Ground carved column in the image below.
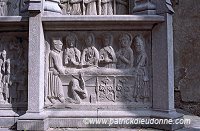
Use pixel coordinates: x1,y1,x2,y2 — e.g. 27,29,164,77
132,0,156,15
17,0,48,130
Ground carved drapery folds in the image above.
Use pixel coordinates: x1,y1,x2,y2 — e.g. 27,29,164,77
45,32,151,107
60,0,131,15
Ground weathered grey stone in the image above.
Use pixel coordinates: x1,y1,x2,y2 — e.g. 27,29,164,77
0,0,185,130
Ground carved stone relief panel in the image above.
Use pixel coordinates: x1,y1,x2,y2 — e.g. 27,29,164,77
45,31,152,110
0,33,28,106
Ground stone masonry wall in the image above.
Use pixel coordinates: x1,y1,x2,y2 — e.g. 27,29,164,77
173,0,200,116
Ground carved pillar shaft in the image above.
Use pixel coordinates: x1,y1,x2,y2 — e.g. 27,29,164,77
132,0,156,15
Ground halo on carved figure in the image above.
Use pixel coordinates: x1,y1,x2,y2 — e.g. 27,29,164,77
102,33,113,46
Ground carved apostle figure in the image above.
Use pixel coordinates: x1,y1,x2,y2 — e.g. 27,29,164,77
116,33,133,69
101,0,113,15
0,50,11,103
81,33,99,67
99,33,117,68
64,34,81,68
67,73,87,104
61,0,83,15
116,0,128,14
84,0,97,15
47,38,66,104
133,35,150,102
0,0,8,16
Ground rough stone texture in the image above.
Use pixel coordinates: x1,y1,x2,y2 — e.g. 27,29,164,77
173,0,200,115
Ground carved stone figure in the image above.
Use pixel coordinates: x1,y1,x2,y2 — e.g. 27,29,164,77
0,0,8,16
81,33,99,67
116,0,128,14
66,73,87,104
99,33,117,68
1,50,11,103
61,0,83,15
101,0,113,15
133,35,150,102
64,34,81,68
84,0,97,15
116,33,133,69
47,38,66,104
7,0,20,16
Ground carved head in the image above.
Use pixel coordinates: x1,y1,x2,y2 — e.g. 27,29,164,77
66,33,78,48
134,35,145,53
119,33,132,48
52,37,63,51
103,33,113,47
85,33,95,47
2,50,6,60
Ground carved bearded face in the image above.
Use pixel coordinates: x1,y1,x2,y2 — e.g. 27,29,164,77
120,35,131,48
53,39,63,51
135,37,144,53
67,37,75,48
85,34,94,47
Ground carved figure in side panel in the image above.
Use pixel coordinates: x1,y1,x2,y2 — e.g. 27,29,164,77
47,38,66,104
101,0,113,15
66,73,87,104
84,0,97,15
116,33,134,69
133,35,150,102
0,0,8,16
1,50,11,103
64,33,81,68
116,0,128,14
99,33,117,68
81,33,99,67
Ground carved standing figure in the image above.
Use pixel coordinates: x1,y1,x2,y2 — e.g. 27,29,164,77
81,33,99,67
116,33,133,69
99,33,117,68
67,73,87,104
101,0,113,15
84,0,97,15
47,38,66,104
116,0,128,14
133,35,150,102
0,0,8,16
61,0,83,15
64,33,81,68
1,50,11,103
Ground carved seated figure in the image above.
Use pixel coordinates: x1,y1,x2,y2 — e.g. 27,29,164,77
47,38,66,104
99,33,117,68
133,35,150,102
81,33,99,67
64,33,81,68
116,33,133,69
66,73,87,104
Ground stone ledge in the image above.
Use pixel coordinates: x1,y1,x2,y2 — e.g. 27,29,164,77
42,15,164,31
